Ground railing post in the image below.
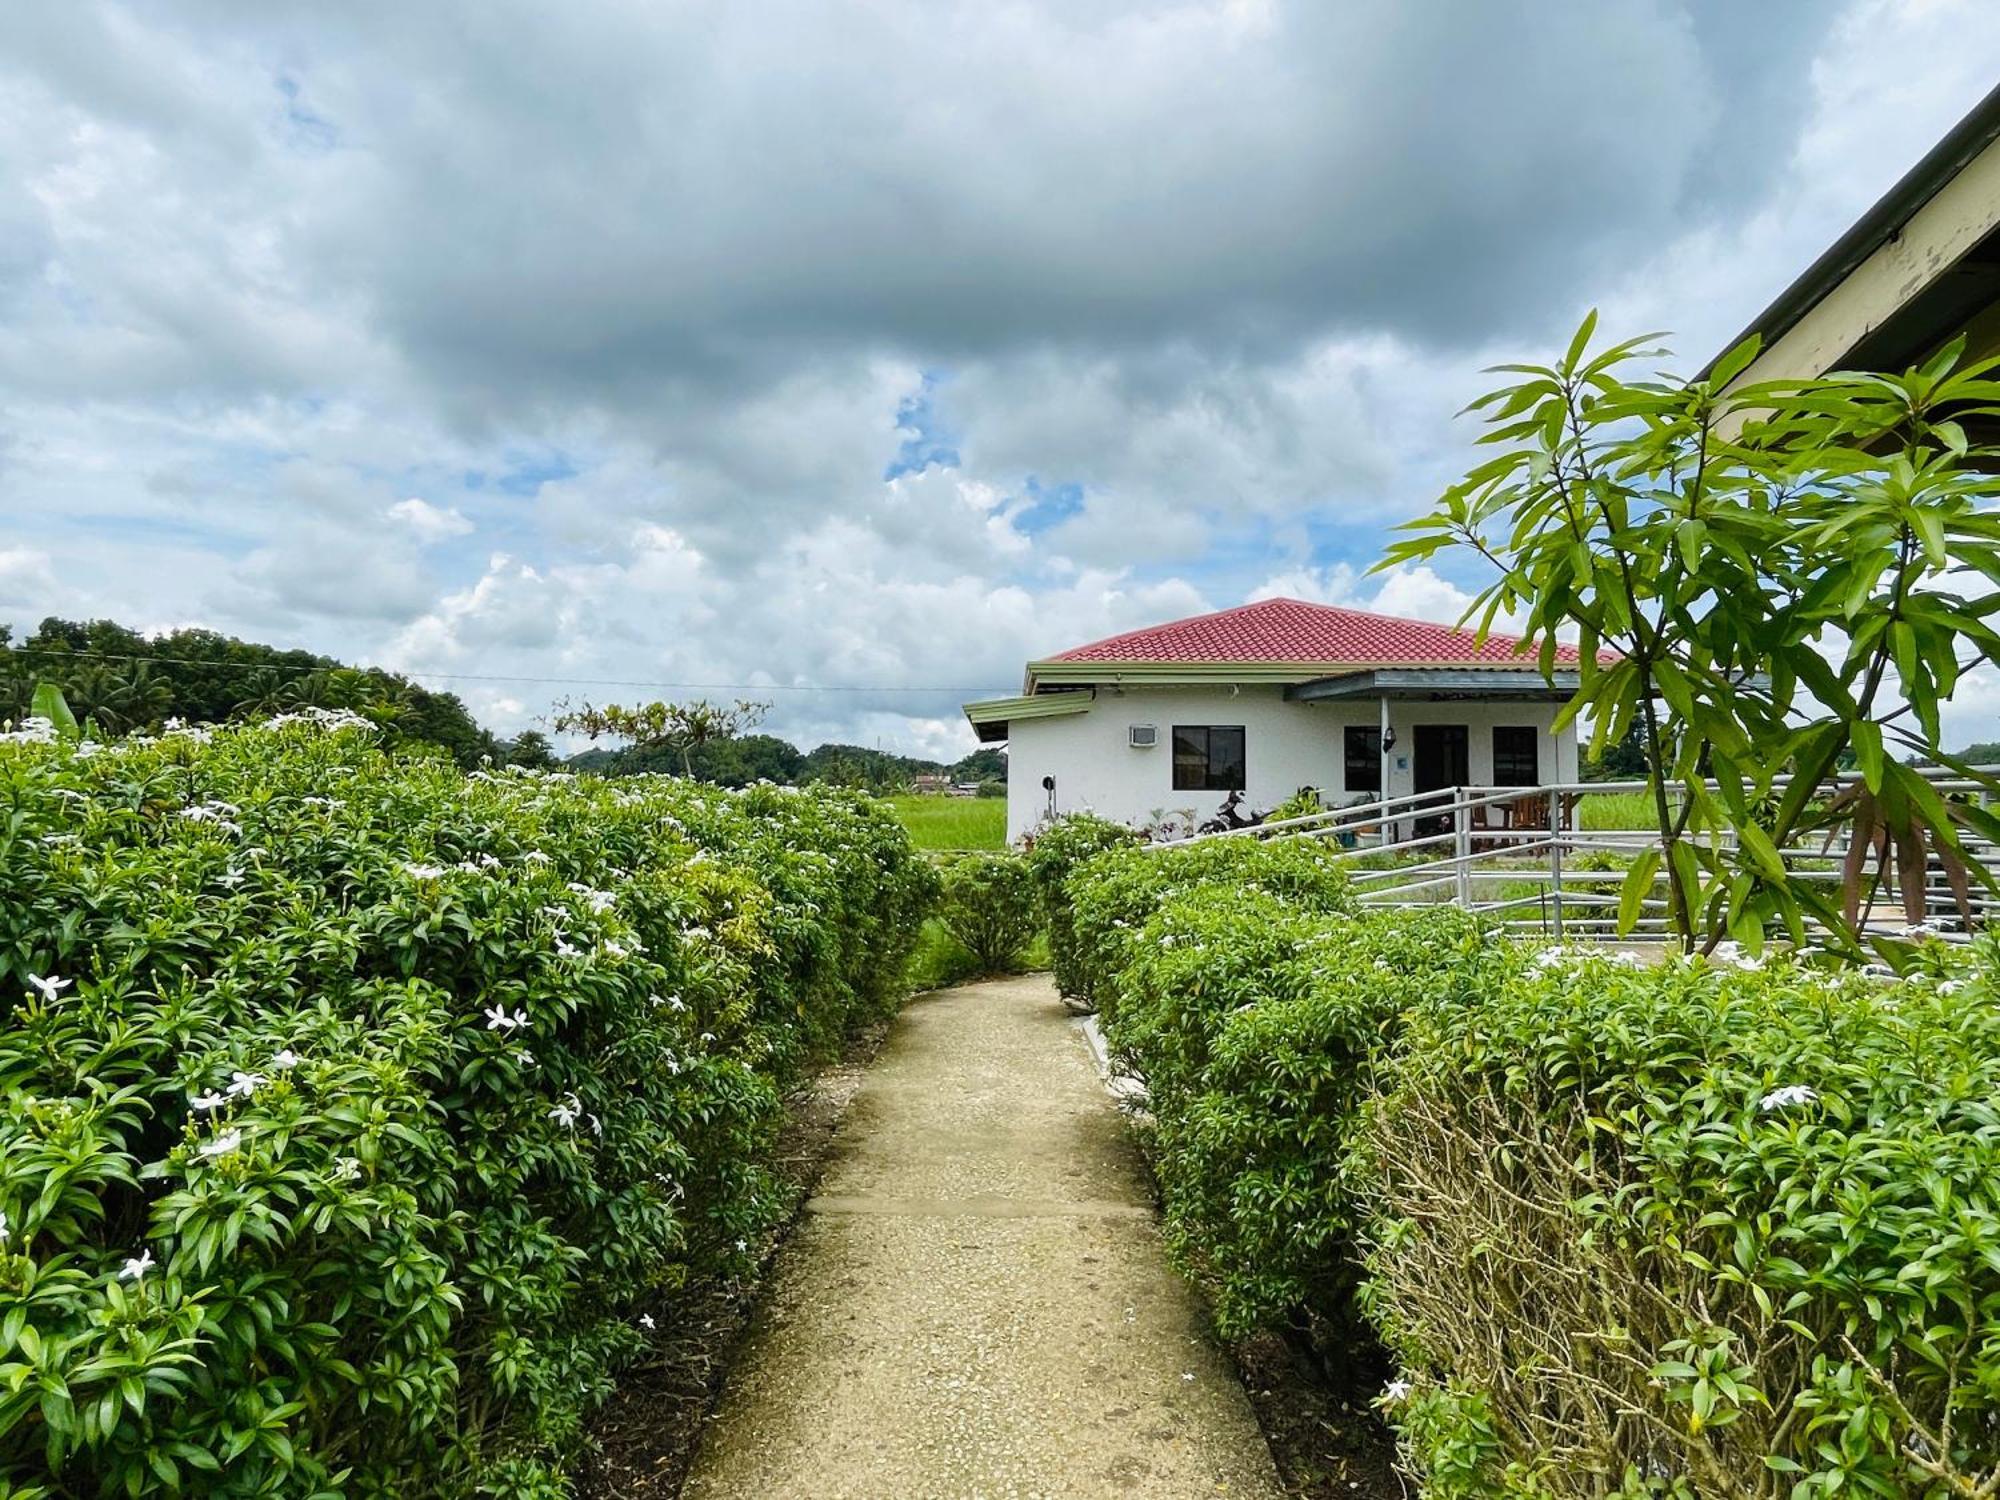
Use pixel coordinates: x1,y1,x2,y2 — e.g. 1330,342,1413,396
1454,788,1471,906
1548,787,1565,940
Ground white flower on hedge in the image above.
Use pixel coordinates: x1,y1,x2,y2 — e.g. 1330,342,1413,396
1938,979,1967,996
200,1129,244,1158
734,1238,747,1253
270,1049,300,1070
1383,1378,1413,1403
119,1249,154,1282
1759,1084,1818,1112
0,1210,8,1244
521,850,551,864
640,1314,656,1330
549,1094,583,1129
190,1090,228,1113
554,937,582,959
226,1070,264,1098
601,940,628,960
331,1157,361,1181
27,973,72,1003
1711,941,1764,971
484,1004,528,1032
402,862,449,880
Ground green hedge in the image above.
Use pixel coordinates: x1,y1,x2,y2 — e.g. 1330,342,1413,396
1365,945,2000,1497
1068,836,2000,1496
1022,814,1139,1001
1103,888,1492,1337
1064,835,1357,1021
932,853,1037,974
0,715,933,1496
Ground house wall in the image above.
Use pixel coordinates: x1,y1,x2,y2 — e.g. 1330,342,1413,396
1002,685,1576,844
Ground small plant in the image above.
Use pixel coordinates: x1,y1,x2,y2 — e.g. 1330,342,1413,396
933,853,1038,974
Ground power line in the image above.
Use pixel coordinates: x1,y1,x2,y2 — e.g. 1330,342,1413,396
6,646,1011,697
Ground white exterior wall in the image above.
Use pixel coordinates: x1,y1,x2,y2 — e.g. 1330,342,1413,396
1002,685,1578,844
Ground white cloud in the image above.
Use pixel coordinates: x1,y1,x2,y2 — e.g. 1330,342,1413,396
3,0,2000,755
386,497,473,543
0,548,57,610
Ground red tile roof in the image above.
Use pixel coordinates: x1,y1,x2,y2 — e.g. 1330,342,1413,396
1043,596,1580,667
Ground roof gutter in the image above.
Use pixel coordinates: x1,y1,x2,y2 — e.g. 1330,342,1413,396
1703,79,2000,379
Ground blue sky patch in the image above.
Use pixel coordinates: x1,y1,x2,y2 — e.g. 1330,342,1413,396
884,373,961,479
1009,477,1083,536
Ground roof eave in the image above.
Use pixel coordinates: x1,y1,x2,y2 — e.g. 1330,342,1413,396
1703,79,2000,378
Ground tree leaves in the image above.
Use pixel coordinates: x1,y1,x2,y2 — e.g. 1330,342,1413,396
1392,313,2000,953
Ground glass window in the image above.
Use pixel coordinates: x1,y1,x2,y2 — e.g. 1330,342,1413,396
1344,725,1381,793
1492,725,1541,786
1171,725,1246,791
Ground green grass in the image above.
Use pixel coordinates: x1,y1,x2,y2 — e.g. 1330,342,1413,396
887,794,1007,851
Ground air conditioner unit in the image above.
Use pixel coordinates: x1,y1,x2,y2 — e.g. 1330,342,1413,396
1128,724,1158,749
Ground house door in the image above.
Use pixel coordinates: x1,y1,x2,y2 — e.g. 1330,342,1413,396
1412,725,1468,835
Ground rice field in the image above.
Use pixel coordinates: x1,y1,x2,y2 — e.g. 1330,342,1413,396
1577,790,1655,830
886,794,1007,851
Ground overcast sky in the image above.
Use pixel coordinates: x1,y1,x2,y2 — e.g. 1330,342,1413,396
5,0,2000,755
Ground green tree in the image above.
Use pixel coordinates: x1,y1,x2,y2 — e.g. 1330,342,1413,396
500,728,558,769
552,697,771,776
1387,315,2000,955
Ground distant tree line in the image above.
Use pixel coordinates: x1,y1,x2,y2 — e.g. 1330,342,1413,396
0,617,550,769
1,617,1006,790
571,736,1006,792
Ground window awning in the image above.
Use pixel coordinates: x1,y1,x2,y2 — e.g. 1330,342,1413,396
1284,668,1580,703
961,688,1095,743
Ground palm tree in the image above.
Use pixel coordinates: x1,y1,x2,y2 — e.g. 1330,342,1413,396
59,662,174,735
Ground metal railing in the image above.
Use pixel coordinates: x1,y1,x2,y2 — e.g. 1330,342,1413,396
1164,775,2000,943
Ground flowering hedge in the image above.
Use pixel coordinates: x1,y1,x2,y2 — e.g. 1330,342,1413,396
0,715,933,1496
1364,944,2000,1497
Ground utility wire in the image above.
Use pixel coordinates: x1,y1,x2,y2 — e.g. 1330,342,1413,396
5,646,1011,696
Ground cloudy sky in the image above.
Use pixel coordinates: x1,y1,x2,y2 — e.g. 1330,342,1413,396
6,1,2000,755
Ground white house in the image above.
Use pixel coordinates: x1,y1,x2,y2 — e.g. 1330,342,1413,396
964,597,1583,844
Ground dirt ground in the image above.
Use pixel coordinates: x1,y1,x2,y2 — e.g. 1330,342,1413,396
586,975,1405,1499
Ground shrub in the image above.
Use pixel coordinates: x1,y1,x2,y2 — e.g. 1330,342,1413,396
1107,892,1495,1339
932,853,1038,974
1022,814,1140,1002
1360,945,2000,1497
1065,835,1357,1022
0,716,933,1496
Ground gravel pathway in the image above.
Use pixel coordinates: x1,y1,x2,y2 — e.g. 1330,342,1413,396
682,973,1285,1500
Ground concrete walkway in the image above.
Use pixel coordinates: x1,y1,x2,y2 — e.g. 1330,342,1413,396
684,974,1285,1500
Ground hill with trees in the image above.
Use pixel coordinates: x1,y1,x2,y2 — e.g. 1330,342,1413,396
0,617,536,768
